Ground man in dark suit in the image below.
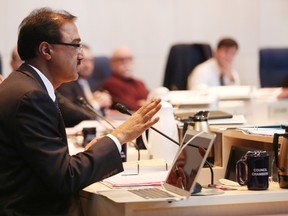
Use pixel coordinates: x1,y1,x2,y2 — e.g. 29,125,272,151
0,8,161,216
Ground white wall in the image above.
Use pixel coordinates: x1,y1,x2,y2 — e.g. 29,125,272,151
1,0,288,90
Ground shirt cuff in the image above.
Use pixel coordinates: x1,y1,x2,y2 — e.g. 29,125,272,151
106,134,122,153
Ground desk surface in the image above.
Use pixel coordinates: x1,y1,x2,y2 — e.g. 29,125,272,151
80,127,288,216
77,91,288,215
81,182,288,216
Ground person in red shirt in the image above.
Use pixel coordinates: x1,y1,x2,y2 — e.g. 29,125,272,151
103,46,149,111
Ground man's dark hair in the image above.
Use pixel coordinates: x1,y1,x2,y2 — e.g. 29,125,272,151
217,38,238,50
17,7,76,60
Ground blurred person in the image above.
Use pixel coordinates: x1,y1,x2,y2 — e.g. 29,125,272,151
0,47,22,84
102,46,149,111
10,46,23,71
187,38,240,89
57,44,112,127
0,8,161,216
277,88,288,99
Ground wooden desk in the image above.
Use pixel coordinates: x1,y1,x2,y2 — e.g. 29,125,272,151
77,95,288,215
80,130,288,216
80,182,288,216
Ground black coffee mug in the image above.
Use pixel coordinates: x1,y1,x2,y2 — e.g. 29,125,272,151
82,127,97,147
236,150,269,190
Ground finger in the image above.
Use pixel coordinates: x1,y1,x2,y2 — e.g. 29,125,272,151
143,117,160,129
136,98,161,116
140,103,162,123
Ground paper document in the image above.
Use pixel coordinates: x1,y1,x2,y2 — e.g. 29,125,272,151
208,85,254,100
103,159,168,187
238,126,285,136
167,90,217,106
103,171,168,187
122,159,168,175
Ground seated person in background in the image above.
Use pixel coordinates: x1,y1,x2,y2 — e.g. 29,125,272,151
0,47,22,84
57,44,112,127
187,38,240,89
277,88,288,99
102,46,149,111
10,47,23,71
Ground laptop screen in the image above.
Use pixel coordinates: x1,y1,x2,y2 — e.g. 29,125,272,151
165,130,216,196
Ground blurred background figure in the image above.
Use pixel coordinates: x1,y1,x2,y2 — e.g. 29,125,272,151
10,47,23,71
57,44,112,127
187,38,240,89
0,47,22,84
103,46,149,111
277,88,288,99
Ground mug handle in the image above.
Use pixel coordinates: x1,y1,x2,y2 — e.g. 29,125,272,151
236,157,248,186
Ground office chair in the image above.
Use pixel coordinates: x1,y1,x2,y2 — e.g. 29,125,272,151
259,48,288,87
87,56,112,92
163,43,212,90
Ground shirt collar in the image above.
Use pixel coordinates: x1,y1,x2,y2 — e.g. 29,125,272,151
28,64,56,101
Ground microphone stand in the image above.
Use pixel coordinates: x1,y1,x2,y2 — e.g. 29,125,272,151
205,161,216,188
114,103,217,189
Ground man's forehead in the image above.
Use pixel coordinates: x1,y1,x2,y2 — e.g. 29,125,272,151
59,22,81,42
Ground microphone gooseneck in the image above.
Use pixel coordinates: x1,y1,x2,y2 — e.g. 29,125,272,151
77,97,116,129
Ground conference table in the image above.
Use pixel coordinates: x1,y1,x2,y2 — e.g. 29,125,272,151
72,87,288,216
80,181,288,216
79,129,288,216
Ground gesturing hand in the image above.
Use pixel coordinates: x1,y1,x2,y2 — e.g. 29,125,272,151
111,98,161,144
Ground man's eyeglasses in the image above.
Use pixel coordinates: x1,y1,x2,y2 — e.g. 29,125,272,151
50,42,83,52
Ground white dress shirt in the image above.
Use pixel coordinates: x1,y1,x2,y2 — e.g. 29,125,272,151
187,58,240,89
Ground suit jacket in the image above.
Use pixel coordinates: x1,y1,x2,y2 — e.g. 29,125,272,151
0,64,123,216
57,81,96,127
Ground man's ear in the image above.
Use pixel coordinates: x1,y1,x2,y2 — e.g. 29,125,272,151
39,42,52,59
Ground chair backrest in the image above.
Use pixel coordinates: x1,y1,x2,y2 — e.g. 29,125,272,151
87,56,112,91
259,48,288,87
163,43,212,90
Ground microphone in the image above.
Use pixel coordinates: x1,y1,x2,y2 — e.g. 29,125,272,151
114,102,216,189
77,97,116,129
